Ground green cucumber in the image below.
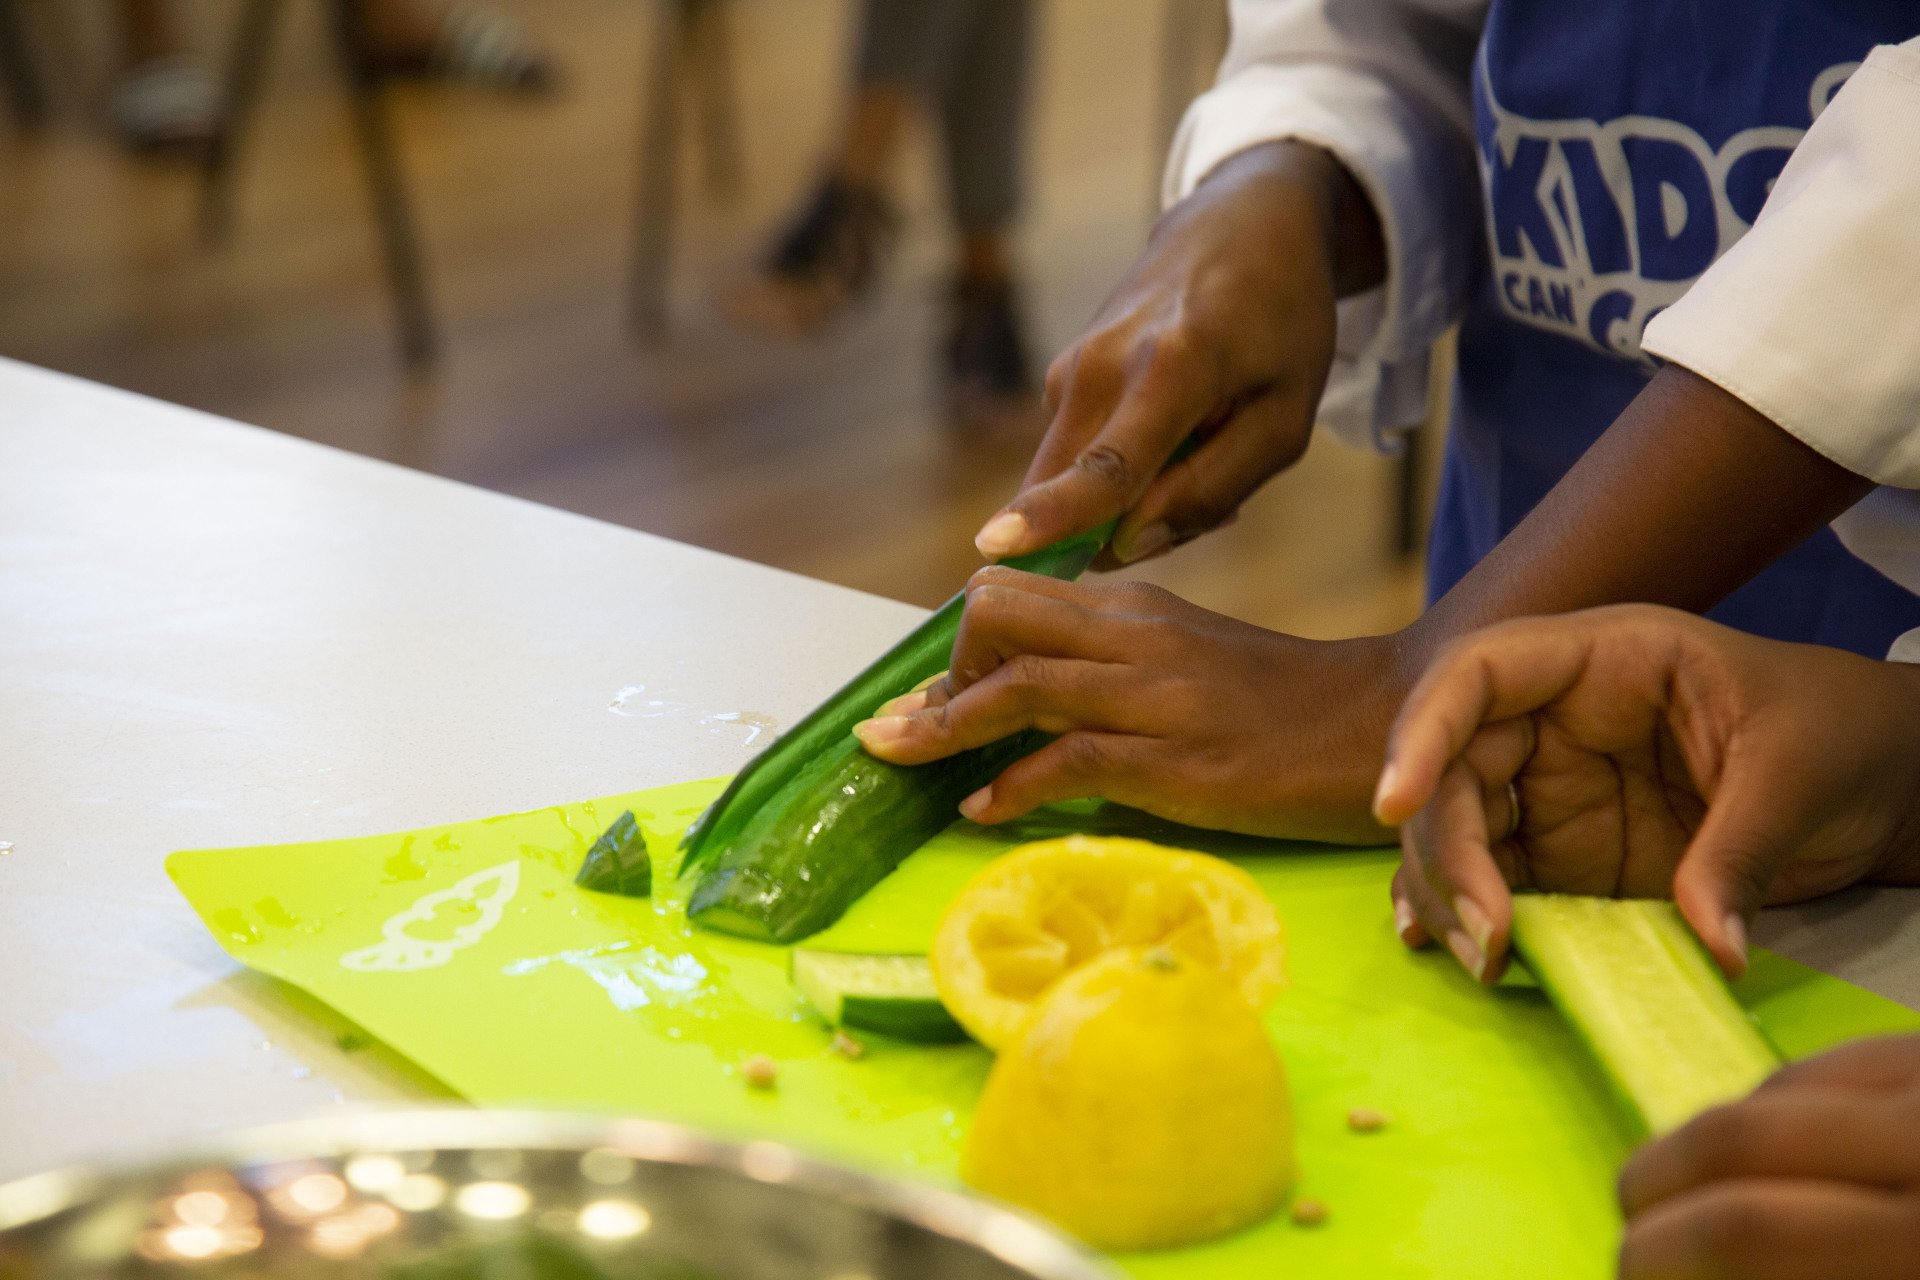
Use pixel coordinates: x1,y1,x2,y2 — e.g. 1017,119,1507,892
676,521,1114,879
574,810,651,898
1510,894,1780,1137
687,729,1044,944
791,950,969,1042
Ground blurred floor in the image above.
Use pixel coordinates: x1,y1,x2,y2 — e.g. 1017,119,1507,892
0,0,1428,638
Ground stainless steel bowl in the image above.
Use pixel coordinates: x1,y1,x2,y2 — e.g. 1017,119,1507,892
0,1111,1118,1280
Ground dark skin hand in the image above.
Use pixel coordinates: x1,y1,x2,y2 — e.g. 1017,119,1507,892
853,568,1402,842
1617,1034,1920,1278
972,139,1384,567
872,112,1877,842
1373,605,1920,982
861,364,1875,844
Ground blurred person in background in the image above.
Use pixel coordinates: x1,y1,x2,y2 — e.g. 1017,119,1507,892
725,0,1037,427
109,0,556,154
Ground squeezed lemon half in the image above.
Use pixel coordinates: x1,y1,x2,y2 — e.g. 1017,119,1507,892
931,834,1285,1049
962,946,1296,1251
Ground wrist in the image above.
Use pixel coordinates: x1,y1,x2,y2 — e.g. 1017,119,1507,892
1173,140,1386,298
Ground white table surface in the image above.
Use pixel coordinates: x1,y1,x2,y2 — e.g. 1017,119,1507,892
4,357,1917,1182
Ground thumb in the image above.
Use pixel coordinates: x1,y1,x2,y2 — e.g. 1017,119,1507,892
1670,766,1799,980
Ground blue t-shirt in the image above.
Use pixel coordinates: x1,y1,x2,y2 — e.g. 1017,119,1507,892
1428,0,1920,654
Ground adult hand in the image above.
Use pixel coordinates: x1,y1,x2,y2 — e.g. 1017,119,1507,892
1616,1033,1920,1278
1372,605,1920,984
853,567,1405,844
973,140,1383,567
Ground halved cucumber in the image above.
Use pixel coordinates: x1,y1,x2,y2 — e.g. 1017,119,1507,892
1510,894,1780,1137
791,950,969,1043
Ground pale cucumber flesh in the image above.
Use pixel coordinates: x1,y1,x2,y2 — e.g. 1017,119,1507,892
1509,895,1780,1137
791,950,968,1043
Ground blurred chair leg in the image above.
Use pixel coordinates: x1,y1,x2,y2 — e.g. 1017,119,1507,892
200,0,285,247
631,0,691,342
328,0,437,369
688,0,744,201
0,0,49,127
1393,425,1426,561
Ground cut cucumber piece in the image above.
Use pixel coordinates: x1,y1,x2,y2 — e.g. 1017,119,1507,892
574,810,651,898
1509,894,1780,1137
791,950,969,1043
688,729,1042,944
676,523,1114,880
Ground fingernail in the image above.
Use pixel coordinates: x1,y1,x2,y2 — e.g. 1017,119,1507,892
852,716,910,747
959,786,992,822
1117,522,1172,564
1446,928,1488,984
976,511,1028,558
1392,896,1418,945
875,690,930,717
911,671,947,693
1723,912,1749,975
1372,762,1399,820
1454,896,1494,956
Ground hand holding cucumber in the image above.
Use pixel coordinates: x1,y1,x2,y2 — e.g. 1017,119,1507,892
1371,604,1920,983
854,566,1402,844
973,140,1380,568
1615,1031,1920,1277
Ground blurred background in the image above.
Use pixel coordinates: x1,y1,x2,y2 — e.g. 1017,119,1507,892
0,0,1431,636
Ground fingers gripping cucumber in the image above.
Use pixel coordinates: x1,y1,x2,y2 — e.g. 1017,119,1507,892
676,522,1113,881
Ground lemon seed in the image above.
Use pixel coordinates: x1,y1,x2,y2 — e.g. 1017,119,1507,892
1347,1107,1389,1133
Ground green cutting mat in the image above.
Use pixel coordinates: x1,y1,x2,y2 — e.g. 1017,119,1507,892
167,778,1920,1278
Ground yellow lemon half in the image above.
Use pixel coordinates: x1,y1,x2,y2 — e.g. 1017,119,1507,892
962,946,1296,1252
932,835,1285,1049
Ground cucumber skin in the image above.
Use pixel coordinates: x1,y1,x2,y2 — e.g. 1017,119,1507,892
574,810,651,898
791,950,970,1043
675,524,1112,878
1510,895,1779,1139
687,730,1045,944
839,995,969,1043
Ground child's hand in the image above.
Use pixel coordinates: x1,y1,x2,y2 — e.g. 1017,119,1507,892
971,140,1380,567
1372,605,1920,982
1617,1034,1920,1277
853,567,1404,844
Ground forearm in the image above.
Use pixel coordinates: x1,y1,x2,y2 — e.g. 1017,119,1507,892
1401,365,1875,673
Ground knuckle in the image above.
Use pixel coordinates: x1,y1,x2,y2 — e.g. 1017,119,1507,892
1072,443,1137,496
1136,328,1196,377
1678,1186,1775,1270
1109,579,1183,615
964,574,1027,617
1057,732,1121,778
998,654,1057,701
1667,1105,1752,1184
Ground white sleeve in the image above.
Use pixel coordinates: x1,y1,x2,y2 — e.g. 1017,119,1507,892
1163,0,1489,452
1641,38,1920,489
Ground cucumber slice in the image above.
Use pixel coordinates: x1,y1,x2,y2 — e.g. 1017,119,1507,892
575,810,651,898
1510,894,1779,1137
791,950,969,1043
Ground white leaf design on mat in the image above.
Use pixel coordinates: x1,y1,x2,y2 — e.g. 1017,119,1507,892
340,861,521,972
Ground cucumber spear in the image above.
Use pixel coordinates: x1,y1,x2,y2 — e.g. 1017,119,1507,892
676,519,1113,879
1510,895,1780,1137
